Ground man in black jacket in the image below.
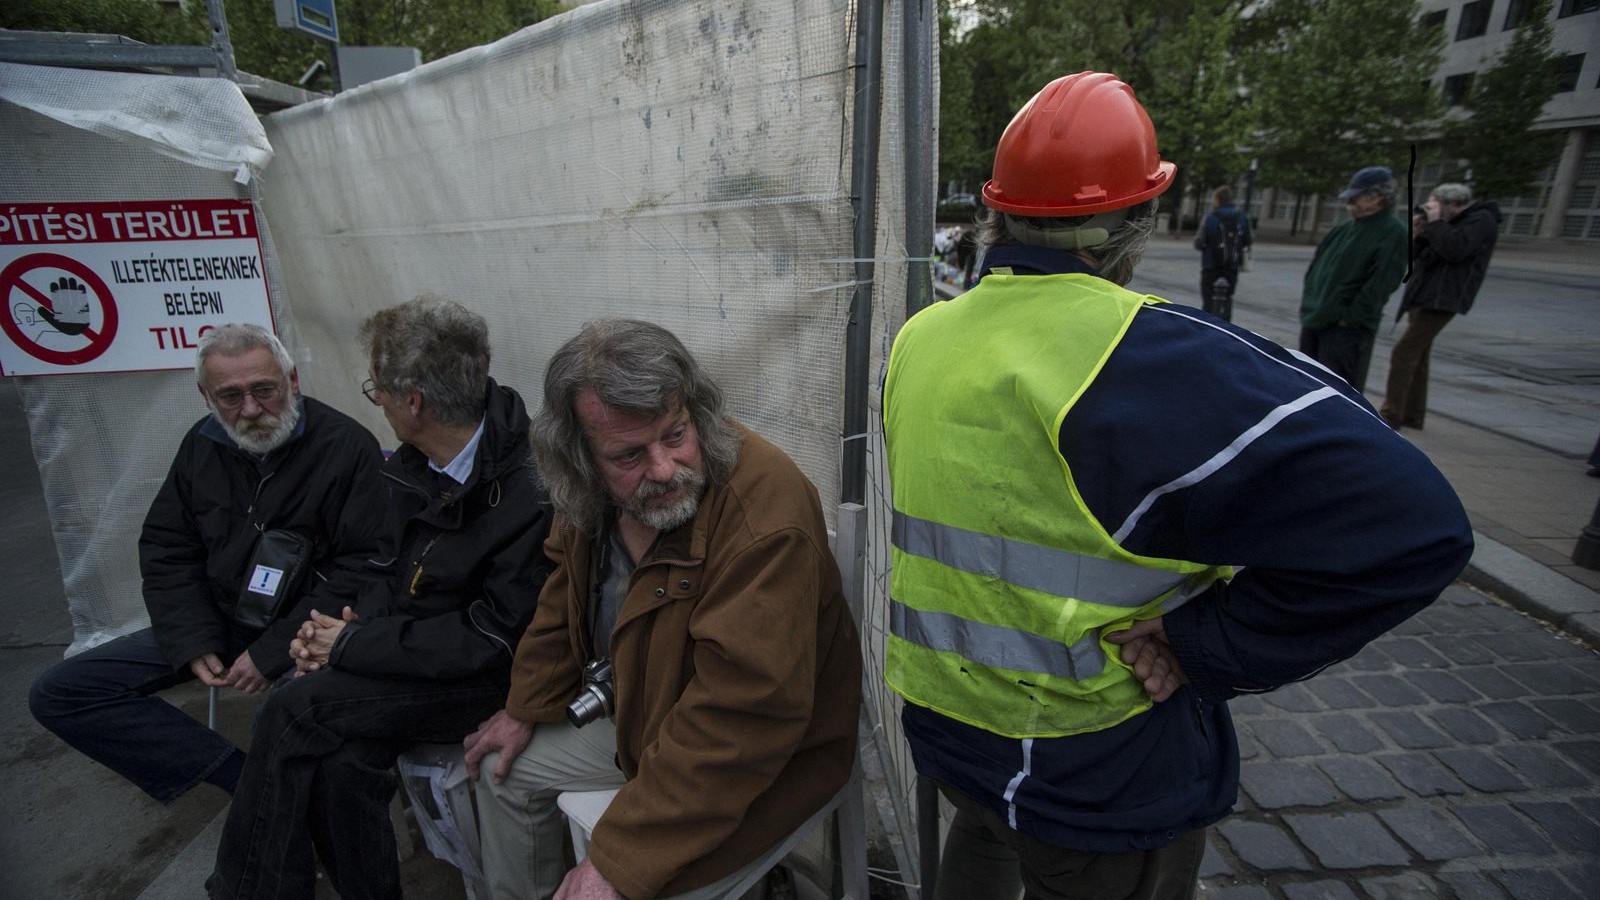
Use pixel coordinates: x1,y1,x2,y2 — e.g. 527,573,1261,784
1381,183,1501,430
208,297,554,900
29,324,386,805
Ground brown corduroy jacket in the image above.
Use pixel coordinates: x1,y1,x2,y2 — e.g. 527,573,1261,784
505,425,862,899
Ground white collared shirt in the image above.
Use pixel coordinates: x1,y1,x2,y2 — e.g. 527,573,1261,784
429,418,486,485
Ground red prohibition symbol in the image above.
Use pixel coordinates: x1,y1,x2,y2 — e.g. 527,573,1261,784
0,252,120,366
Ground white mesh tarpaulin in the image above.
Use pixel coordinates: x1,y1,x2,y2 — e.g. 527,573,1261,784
0,64,282,654
261,0,859,510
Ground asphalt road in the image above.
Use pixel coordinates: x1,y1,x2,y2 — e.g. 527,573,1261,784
1126,236,1600,459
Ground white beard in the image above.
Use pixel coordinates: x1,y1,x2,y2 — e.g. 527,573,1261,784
220,397,300,455
625,465,707,532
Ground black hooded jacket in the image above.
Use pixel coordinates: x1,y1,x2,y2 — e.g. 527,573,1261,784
328,378,554,681
1399,200,1502,318
139,397,387,679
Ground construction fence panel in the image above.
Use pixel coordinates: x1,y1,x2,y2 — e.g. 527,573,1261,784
261,0,857,514
262,0,922,889
3,0,931,889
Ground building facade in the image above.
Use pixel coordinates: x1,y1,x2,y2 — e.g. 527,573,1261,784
1247,0,1599,242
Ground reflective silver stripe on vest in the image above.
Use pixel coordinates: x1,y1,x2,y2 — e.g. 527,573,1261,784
890,600,1106,680
892,511,1189,608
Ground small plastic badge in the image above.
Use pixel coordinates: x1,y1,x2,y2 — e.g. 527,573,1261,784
247,564,285,597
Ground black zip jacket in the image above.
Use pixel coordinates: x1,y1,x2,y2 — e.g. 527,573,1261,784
139,397,387,679
329,379,554,681
1398,200,1501,318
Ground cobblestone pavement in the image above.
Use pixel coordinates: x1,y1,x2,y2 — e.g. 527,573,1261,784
1200,582,1600,899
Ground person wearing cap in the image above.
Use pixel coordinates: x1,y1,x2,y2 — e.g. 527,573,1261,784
1297,165,1408,392
882,73,1472,899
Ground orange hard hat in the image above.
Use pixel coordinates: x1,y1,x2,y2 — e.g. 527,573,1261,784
982,72,1176,217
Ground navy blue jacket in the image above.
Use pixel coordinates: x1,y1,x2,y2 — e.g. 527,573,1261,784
1195,204,1252,271
901,245,1472,851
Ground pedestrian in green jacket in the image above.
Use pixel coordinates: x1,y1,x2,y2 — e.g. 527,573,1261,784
1299,165,1407,391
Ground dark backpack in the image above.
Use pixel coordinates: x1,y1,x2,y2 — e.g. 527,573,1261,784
1216,212,1241,269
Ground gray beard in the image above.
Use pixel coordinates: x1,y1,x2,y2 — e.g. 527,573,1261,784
220,397,300,455
625,466,706,533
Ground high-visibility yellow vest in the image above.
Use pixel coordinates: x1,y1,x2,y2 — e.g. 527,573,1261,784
884,273,1230,739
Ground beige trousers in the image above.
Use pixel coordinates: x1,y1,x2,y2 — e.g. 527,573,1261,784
473,718,778,900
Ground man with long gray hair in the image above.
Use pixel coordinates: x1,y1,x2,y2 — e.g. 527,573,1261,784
883,73,1470,898
30,324,386,807
464,319,861,900
209,298,555,900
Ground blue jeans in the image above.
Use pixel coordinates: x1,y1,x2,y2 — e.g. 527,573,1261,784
28,627,244,804
207,667,507,900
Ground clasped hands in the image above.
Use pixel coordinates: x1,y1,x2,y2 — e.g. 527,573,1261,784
1105,616,1187,703
289,606,359,676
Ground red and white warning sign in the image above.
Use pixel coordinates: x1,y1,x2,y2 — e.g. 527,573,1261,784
0,200,276,376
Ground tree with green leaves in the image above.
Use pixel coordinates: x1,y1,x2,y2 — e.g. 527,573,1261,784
1442,0,1564,200
7,0,562,89
3,0,203,46
1245,0,1444,235
937,0,1235,205
1140,0,1255,232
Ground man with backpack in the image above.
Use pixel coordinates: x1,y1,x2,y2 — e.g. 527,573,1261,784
1194,185,1251,320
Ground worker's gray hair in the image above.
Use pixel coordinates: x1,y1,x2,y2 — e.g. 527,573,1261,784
1431,183,1472,205
975,199,1157,286
195,323,295,387
533,319,740,533
359,295,490,427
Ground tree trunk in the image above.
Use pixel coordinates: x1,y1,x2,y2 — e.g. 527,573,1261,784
1290,193,1303,237
1167,170,1189,235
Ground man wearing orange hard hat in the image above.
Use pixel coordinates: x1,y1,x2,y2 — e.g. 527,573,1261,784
882,73,1472,898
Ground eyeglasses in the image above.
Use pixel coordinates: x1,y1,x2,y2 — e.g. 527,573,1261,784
361,378,383,405
211,383,281,410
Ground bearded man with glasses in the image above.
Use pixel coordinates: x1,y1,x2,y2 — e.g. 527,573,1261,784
30,323,387,810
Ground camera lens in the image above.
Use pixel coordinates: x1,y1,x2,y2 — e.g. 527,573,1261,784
565,658,616,728
566,685,612,727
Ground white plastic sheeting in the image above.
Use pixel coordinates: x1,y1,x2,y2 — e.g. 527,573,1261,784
0,62,272,183
261,0,861,511
0,65,286,653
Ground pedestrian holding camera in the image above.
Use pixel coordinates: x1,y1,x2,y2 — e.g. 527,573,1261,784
1381,183,1501,431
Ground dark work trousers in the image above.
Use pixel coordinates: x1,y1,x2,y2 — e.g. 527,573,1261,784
207,667,507,900
28,627,245,803
1299,324,1376,392
1380,308,1454,429
932,782,1205,900
1199,267,1238,320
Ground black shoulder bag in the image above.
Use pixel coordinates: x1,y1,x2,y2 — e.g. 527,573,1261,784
235,529,313,629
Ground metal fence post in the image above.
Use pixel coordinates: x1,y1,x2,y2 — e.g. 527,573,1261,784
903,1,935,319
841,0,885,507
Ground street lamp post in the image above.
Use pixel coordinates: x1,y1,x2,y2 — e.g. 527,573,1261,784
1242,157,1259,227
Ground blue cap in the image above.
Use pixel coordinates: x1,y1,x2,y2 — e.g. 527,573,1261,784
1338,166,1394,201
